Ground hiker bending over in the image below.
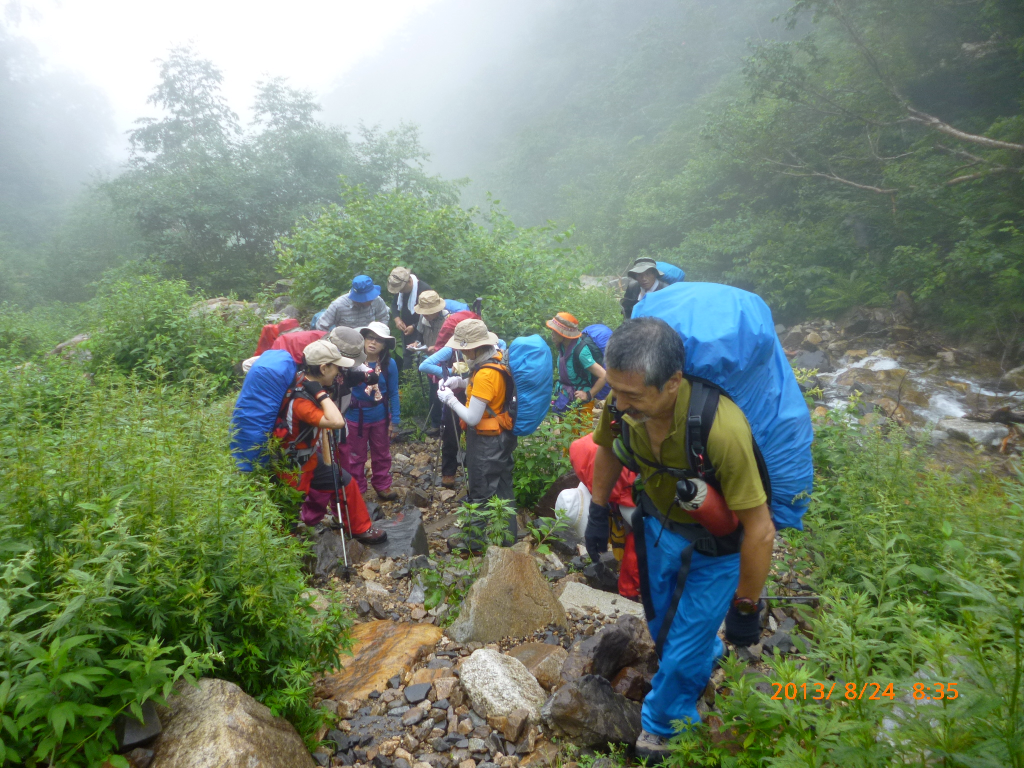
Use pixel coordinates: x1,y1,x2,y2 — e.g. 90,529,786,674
275,339,386,544
588,318,774,763
546,311,607,416
421,333,507,490
343,322,401,502
436,319,517,546
621,257,671,318
316,275,390,333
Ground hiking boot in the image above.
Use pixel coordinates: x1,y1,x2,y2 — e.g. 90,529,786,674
441,475,457,489
353,526,388,545
426,427,441,438
376,488,399,502
634,730,672,765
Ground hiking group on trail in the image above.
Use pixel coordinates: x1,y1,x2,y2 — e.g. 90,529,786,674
229,256,814,762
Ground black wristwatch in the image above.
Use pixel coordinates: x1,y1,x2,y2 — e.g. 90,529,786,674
732,596,760,615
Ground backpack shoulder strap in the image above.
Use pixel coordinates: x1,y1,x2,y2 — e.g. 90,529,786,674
686,378,720,488
570,335,600,385
477,361,514,418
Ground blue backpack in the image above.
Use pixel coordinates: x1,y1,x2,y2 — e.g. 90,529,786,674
504,335,554,436
578,324,613,399
231,350,299,471
444,299,469,313
656,261,686,285
631,282,813,530
309,309,326,331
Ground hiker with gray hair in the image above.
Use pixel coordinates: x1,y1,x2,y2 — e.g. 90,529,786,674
588,317,775,763
435,318,517,547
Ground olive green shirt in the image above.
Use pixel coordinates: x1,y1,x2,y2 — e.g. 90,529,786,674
592,379,767,523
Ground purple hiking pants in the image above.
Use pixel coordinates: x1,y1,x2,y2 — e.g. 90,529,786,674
344,418,393,494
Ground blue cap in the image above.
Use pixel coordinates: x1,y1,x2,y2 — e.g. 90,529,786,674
349,275,381,303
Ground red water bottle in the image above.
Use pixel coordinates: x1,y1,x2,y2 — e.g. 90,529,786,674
676,478,740,536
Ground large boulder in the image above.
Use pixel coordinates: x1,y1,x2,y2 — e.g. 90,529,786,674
937,418,1008,447
447,545,567,644
560,615,655,685
542,675,642,747
458,649,547,723
317,620,443,701
149,678,314,768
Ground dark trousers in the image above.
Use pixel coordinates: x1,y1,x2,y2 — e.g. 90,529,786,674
439,392,465,477
465,428,518,545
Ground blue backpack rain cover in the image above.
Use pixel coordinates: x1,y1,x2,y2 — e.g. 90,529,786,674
633,282,813,530
656,261,686,285
582,324,613,399
507,334,553,436
231,350,299,471
444,299,469,313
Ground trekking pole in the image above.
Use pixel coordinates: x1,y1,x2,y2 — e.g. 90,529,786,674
325,430,351,578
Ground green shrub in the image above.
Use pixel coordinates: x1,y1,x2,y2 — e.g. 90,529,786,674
0,359,352,765
87,276,262,394
0,302,82,363
514,410,590,508
277,185,621,342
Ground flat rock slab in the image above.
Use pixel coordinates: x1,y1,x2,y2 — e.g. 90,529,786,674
318,621,443,701
937,418,1008,446
558,581,644,619
366,507,429,559
150,678,314,768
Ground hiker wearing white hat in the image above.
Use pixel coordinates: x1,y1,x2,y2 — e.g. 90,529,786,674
342,322,402,502
437,318,517,547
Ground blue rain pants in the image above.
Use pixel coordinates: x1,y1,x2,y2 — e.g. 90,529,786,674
638,513,740,736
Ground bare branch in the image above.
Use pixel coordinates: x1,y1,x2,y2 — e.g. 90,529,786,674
780,169,898,194
907,108,1024,152
945,167,1020,186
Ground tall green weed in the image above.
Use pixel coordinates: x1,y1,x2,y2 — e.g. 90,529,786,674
0,357,351,765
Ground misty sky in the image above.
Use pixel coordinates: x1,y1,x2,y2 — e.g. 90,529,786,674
15,0,443,148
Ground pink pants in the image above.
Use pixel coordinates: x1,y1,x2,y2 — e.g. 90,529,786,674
345,418,393,494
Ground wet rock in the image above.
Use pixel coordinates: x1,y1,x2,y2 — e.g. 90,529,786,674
458,650,547,723
116,700,162,750
504,644,567,691
558,582,644,619
148,678,314,767
126,748,155,768
937,418,1008,446
560,624,633,684
541,675,642,747
317,621,443,701
405,683,432,704
447,546,567,644
791,349,832,373
802,331,823,349
999,365,1024,392
367,508,429,559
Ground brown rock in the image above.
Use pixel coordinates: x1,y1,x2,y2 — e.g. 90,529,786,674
519,740,558,768
505,708,530,743
149,678,314,768
505,644,568,691
433,676,460,701
410,666,455,687
610,667,651,701
447,547,567,644
560,616,653,685
812,406,829,419
317,621,443,701
802,331,823,349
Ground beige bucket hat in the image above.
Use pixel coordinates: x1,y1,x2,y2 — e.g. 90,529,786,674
303,339,354,368
413,290,446,315
387,266,412,294
327,326,367,367
447,318,499,350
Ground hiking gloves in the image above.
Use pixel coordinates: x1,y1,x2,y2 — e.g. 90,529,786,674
725,600,764,646
585,502,611,563
302,379,325,398
437,384,457,406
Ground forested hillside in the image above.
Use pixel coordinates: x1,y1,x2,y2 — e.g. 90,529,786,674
332,0,1024,341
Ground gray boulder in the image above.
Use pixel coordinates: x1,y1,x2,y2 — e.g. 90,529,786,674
367,507,428,559
542,675,642,746
150,678,314,768
937,418,1008,446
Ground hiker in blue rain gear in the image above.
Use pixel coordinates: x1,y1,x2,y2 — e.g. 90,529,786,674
420,333,506,489
589,318,775,763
